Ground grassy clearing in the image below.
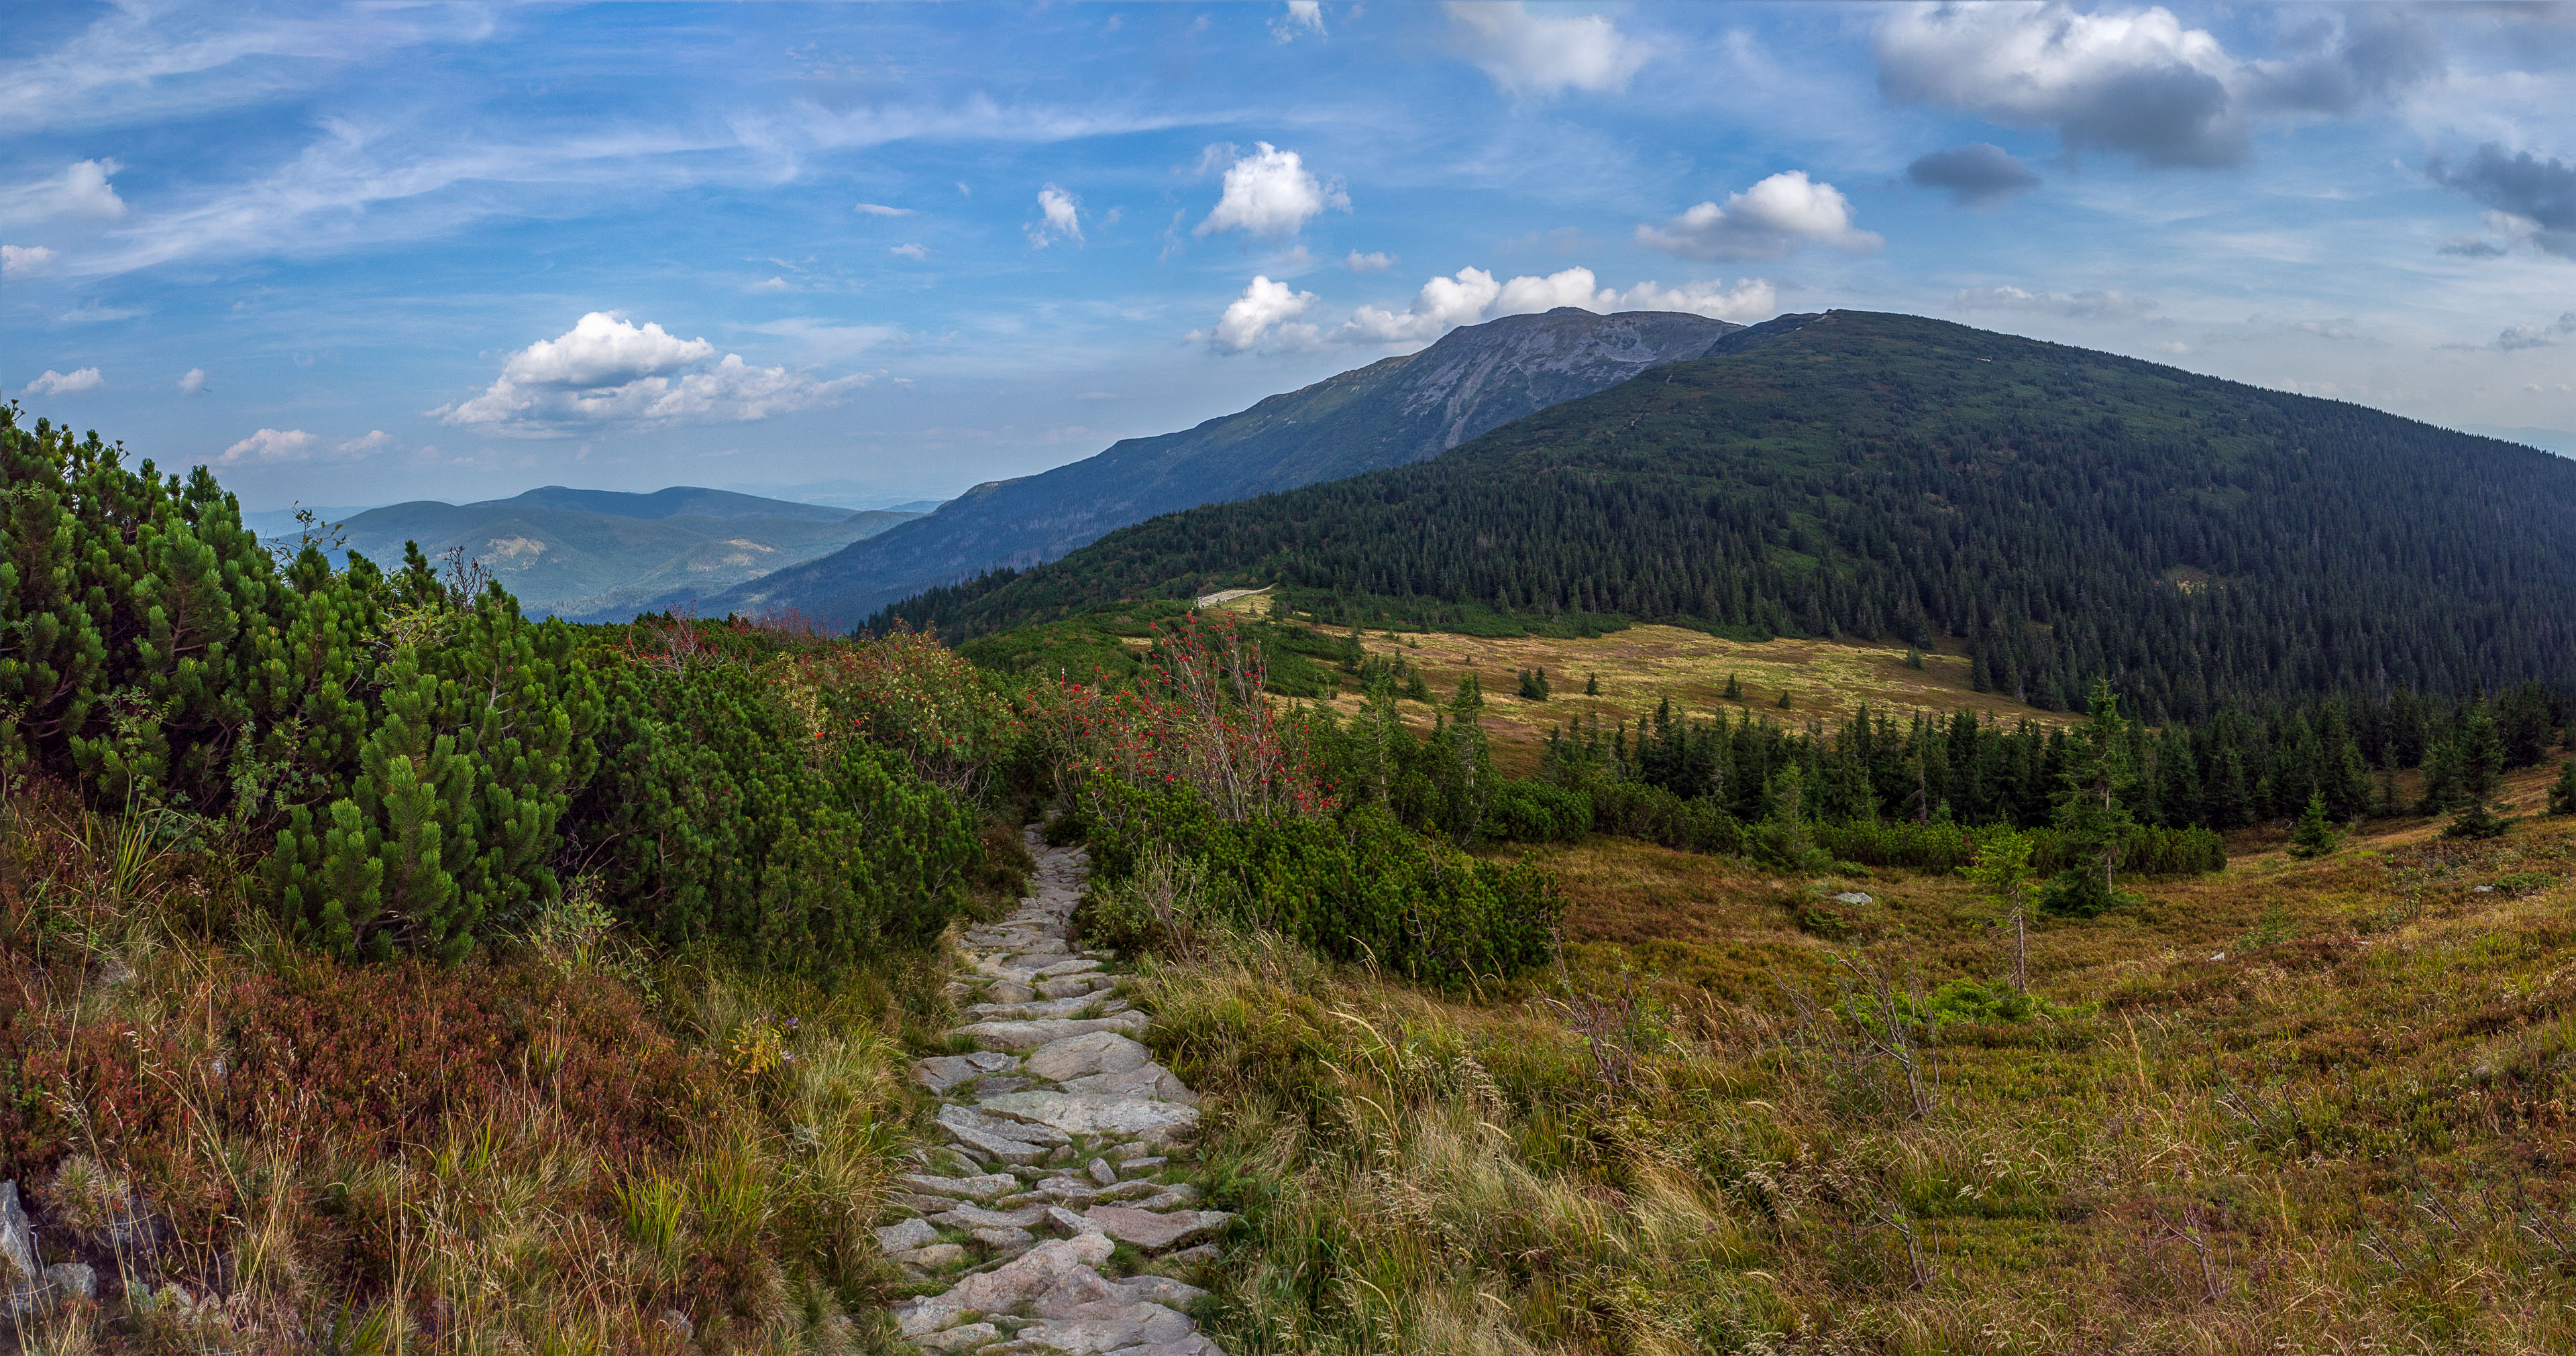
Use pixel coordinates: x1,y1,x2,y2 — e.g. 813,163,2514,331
1134,760,2576,1354
1303,623,2063,775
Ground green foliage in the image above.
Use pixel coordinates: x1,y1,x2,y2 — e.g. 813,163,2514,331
2443,797,2510,841
570,663,979,974
2551,760,2576,816
2288,791,2343,860
2053,679,2137,905
1483,779,1593,844
1515,666,1551,701
1584,671,1600,696
1079,777,1561,983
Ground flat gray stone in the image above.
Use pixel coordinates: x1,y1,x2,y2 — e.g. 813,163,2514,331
938,1105,1073,1146
1087,1157,1118,1187
988,981,1036,1005
977,1090,1199,1139
972,1225,1036,1249
934,1202,1052,1231
1038,975,1099,999
875,1218,941,1252
900,1172,1024,1202
1114,1275,1208,1308
916,1051,1020,1093
914,1321,999,1352
1012,1301,1195,1354
894,1235,1118,1335
1061,1063,1199,1105
951,1013,1149,1053
1081,1206,1234,1251
1046,1204,1101,1236
935,1119,1053,1165
1025,1031,1152,1082
968,993,1117,1021
1118,1157,1168,1176
892,1243,971,1271
1033,958,1104,978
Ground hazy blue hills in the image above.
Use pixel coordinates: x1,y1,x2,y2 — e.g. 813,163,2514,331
699,307,1747,628
258,486,921,622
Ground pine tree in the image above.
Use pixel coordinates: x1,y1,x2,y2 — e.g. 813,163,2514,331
2548,758,2576,816
1724,673,1743,702
1777,687,1794,710
1584,671,1600,696
1904,644,1926,670
2288,790,2342,859
2461,705,2506,801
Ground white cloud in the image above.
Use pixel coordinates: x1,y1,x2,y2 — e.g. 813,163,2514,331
217,428,316,465
890,243,928,260
338,430,392,454
429,312,869,438
1189,276,1320,351
178,367,207,394
1873,3,2439,170
1273,1,1326,42
1,244,56,276
855,202,915,217
1951,286,2157,321
1030,185,1083,247
0,160,125,225
24,367,104,396
749,276,793,292
1346,249,1395,273
1336,265,1780,347
1076,390,1120,401
1635,172,1882,262
1608,277,1780,323
1446,1,1647,96
1197,143,1347,240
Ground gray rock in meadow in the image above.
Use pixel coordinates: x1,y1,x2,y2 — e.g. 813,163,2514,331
1011,1300,1198,1353
916,1050,1020,1093
912,1320,999,1351
891,1243,971,1271
1061,1062,1199,1105
1087,1157,1118,1187
949,1012,1149,1052
975,1090,1199,1139
898,1171,1022,1201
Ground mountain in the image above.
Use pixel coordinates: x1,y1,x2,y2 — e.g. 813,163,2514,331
280,486,920,622
698,307,1745,628
877,310,2576,720
2459,425,2576,458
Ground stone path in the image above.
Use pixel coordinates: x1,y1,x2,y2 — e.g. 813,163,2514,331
879,830,1232,1356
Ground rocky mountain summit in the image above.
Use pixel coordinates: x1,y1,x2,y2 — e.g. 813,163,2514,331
882,831,1230,1355
706,307,1748,628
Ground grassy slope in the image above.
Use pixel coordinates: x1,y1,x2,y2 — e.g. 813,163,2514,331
1133,758,2576,1354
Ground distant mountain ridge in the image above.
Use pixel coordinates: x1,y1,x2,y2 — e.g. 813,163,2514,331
284,486,918,622
698,307,1746,627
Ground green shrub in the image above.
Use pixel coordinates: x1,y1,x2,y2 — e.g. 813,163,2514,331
1483,779,1593,844
1081,777,1560,983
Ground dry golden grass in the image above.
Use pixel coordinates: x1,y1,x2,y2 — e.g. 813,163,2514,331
1302,623,2065,774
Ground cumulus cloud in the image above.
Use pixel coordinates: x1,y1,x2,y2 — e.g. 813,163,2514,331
890,243,928,260
1030,185,1083,247
2428,145,2576,258
178,367,207,394
1339,266,1776,345
338,430,392,453
1951,286,2156,320
854,202,914,217
429,312,869,437
216,428,316,465
1197,143,1347,240
1,244,56,276
24,367,104,396
1635,172,1881,262
1189,276,1320,351
0,160,126,224
1874,3,2440,170
1609,277,1779,323
2493,313,2576,351
1905,144,2041,207
1273,1,1326,42
1446,1,1646,96
1346,249,1395,273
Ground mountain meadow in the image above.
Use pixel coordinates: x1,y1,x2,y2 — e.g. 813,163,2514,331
11,289,2576,1356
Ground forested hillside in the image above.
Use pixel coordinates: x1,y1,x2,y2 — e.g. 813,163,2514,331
879,311,2576,720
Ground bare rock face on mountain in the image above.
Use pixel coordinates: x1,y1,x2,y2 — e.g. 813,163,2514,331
704,307,1743,628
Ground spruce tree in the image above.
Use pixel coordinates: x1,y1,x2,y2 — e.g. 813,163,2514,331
2288,790,2341,859
1777,687,1794,709
1585,671,1600,696
2443,796,2509,840
1725,673,1743,702
2548,758,2576,817
2043,679,2135,916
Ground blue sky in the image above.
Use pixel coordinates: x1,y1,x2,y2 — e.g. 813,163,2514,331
5,2,2574,513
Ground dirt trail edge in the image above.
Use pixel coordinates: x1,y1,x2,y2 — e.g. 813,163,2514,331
879,828,1232,1356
